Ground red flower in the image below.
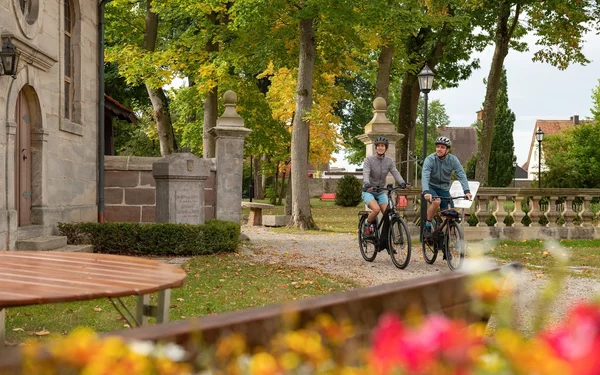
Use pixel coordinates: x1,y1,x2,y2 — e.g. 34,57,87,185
542,302,600,375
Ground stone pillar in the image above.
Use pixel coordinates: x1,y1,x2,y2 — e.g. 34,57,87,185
209,91,251,223
356,98,404,180
152,153,210,224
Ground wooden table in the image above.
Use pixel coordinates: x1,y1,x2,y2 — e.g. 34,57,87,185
0,251,187,343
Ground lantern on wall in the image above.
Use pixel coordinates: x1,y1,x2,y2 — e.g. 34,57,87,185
0,38,20,78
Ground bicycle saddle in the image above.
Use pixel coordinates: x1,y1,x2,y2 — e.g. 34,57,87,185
441,210,460,219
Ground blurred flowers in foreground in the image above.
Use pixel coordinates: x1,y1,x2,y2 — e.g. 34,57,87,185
18,271,600,375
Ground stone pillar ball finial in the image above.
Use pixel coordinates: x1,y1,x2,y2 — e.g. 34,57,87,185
373,97,387,111
223,90,237,104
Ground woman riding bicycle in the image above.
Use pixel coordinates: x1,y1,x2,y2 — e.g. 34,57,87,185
421,136,472,239
361,136,408,236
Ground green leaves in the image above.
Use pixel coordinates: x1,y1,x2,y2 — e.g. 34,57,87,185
543,122,600,188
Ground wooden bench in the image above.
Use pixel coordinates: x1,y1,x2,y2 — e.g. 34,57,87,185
241,202,274,226
0,263,521,372
320,193,336,201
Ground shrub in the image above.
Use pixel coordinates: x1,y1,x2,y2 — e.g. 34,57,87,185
265,184,278,205
334,175,362,207
57,220,240,256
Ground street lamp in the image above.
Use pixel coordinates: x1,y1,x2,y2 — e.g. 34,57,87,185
536,128,544,188
0,38,20,78
513,160,517,188
418,64,434,240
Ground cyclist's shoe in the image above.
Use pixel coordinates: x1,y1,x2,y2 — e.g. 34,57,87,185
363,223,374,238
423,223,433,243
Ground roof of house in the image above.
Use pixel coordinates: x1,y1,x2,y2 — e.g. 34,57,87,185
437,126,478,166
515,165,528,179
525,117,587,167
104,94,138,124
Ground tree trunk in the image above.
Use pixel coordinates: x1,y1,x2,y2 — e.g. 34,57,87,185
289,17,317,230
375,46,394,103
253,156,264,200
144,0,175,156
285,169,292,215
260,153,268,198
396,73,420,183
475,2,519,186
278,161,287,205
203,89,218,158
203,11,220,158
146,87,176,156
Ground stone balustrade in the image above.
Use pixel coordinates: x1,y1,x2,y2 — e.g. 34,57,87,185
395,187,600,240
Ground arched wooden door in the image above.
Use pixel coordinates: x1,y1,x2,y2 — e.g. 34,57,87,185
15,89,32,226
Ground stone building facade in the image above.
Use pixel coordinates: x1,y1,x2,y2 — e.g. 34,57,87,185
0,0,98,249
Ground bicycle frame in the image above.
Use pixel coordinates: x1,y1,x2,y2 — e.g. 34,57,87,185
367,187,404,249
358,186,412,269
422,195,468,270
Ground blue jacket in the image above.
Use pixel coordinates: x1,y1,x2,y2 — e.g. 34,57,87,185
421,152,470,194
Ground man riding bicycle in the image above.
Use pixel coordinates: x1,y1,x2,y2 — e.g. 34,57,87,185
421,136,472,239
362,136,408,236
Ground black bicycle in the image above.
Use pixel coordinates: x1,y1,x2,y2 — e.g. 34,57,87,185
422,196,468,271
358,185,412,269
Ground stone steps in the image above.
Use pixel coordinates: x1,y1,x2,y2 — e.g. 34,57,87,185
17,225,45,240
16,235,68,251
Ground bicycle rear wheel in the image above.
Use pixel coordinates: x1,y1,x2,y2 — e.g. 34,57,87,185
388,217,411,269
358,215,377,262
422,217,439,264
446,220,465,270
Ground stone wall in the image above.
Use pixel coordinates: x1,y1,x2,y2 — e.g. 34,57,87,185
308,178,339,197
104,156,216,223
0,0,100,248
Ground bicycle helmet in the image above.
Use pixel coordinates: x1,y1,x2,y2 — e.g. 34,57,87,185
374,136,389,150
434,136,451,148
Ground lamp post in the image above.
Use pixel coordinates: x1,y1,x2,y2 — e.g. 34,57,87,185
535,128,544,188
0,38,20,79
513,161,517,188
417,64,434,240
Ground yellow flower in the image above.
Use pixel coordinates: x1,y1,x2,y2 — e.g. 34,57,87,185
249,352,279,375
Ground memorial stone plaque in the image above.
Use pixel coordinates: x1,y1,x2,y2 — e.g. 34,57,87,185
153,153,210,224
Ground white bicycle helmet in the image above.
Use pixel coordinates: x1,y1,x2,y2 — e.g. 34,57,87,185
434,136,451,148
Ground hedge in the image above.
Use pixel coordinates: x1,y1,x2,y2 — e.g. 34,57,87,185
57,220,240,256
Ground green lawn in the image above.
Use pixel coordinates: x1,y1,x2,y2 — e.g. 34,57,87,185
486,239,600,278
242,198,360,234
5,253,357,344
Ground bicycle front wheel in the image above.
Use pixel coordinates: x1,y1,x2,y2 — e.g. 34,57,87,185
446,221,465,270
388,217,411,269
358,215,377,262
422,217,439,264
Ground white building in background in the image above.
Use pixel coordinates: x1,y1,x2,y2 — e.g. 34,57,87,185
524,116,583,181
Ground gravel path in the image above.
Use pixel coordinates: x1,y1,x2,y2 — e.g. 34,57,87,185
241,226,600,333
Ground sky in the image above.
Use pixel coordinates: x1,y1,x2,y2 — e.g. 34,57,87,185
332,32,600,172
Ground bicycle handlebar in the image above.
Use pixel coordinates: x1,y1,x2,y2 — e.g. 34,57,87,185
372,186,410,194
430,195,471,201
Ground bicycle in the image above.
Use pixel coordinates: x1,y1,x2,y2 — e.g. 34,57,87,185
357,185,412,269
422,196,468,271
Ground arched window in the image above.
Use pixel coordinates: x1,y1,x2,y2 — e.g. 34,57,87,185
64,0,73,120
